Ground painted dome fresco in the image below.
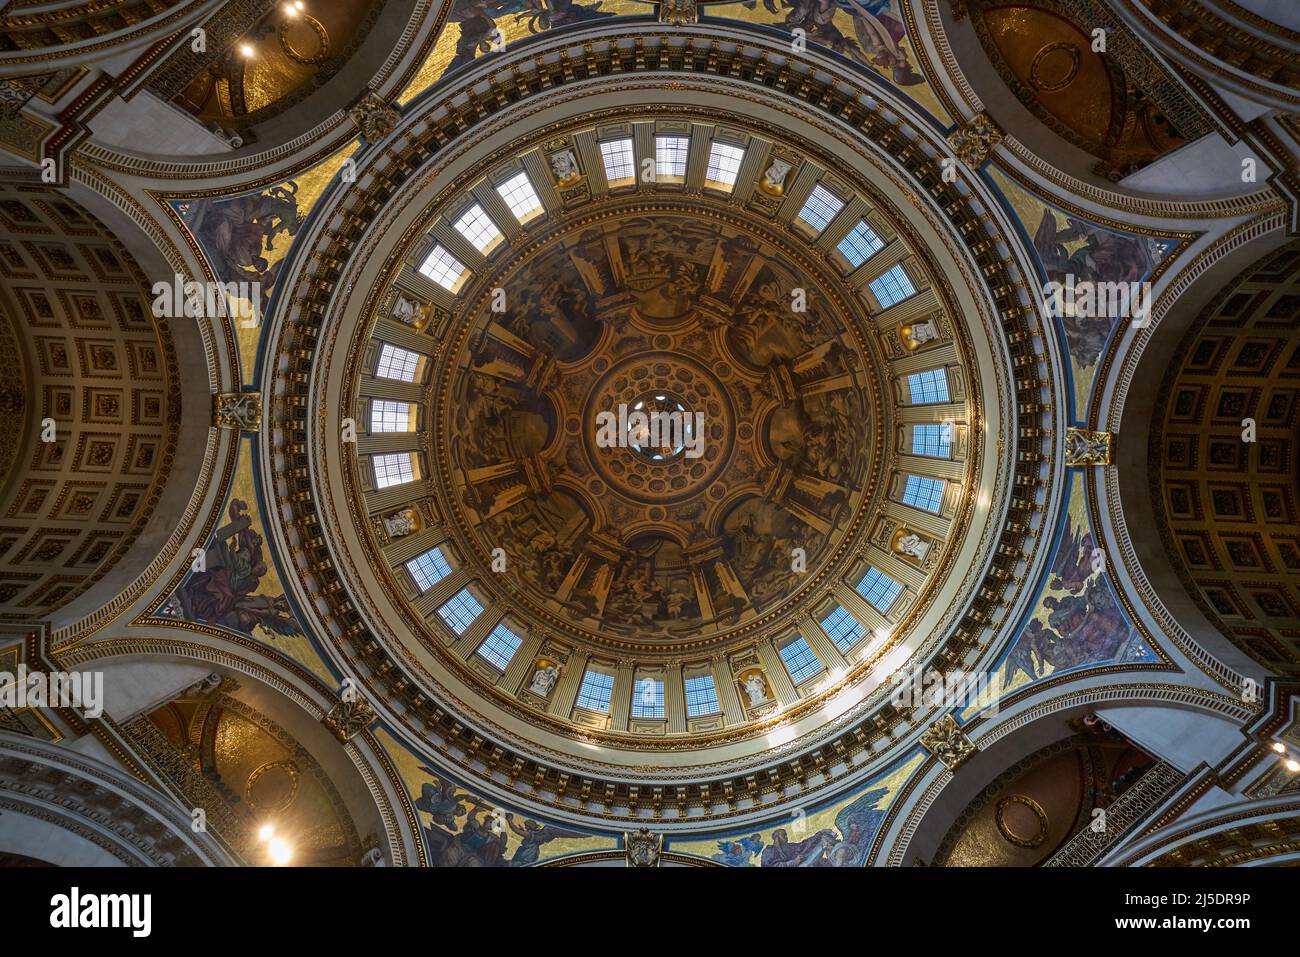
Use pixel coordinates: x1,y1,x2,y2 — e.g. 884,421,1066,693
0,0,1299,900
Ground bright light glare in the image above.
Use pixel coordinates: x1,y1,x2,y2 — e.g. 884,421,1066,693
267,837,293,866
872,644,912,682
765,724,796,747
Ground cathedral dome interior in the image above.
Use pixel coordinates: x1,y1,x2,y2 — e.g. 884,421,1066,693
2,0,1300,900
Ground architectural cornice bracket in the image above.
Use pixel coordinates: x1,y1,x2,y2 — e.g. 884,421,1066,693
323,691,377,743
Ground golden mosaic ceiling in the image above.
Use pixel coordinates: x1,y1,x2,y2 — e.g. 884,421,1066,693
932,731,1157,867
172,0,385,129
967,0,1188,178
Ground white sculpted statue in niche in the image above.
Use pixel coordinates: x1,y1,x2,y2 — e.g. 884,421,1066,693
383,511,417,538
392,293,425,327
744,673,768,706
550,150,580,184
760,157,792,194
529,664,558,697
904,319,939,348
895,532,930,562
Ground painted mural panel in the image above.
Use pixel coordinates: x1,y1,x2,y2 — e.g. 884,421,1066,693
151,436,335,685
706,0,950,123
377,728,619,866
964,473,1157,719
671,751,923,866
170,142,358,382
399,0,642,103
990,169,1176,417
396,0,950,126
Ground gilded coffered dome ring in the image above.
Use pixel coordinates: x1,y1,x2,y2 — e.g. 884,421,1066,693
327,108,999,744
262,27,1061,820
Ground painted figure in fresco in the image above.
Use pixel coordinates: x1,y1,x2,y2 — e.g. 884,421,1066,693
590,541,703,636
618,217,719,321
729,279,808,365
828,786,889,866
1050,524,1097,594
180,184,303,291
504,816,581,866
712,833,765,866
741,0,921,84
755,787,888,866
760,827,839,866
508,274,600,360
845,0,923,84
1002,521,1141,683
723,499,828,611
485,492,582,596
417,767,580,866
454,373,522,469
443,0,615,75
415,774,473,829
433,806,510,866
178,499,302,638
1032,211,1157,367
422,799,508,866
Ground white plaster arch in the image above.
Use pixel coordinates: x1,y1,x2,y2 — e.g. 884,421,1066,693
878,676,1253,865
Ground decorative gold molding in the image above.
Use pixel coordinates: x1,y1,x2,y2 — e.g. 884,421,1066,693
347,88,401,142
1064,427,1113,466
657,0,699,26
258,32,1060,824
947,111,1003,167
919,714,976,770
214,392,261,432
624,827,664,866
323,693,377,743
